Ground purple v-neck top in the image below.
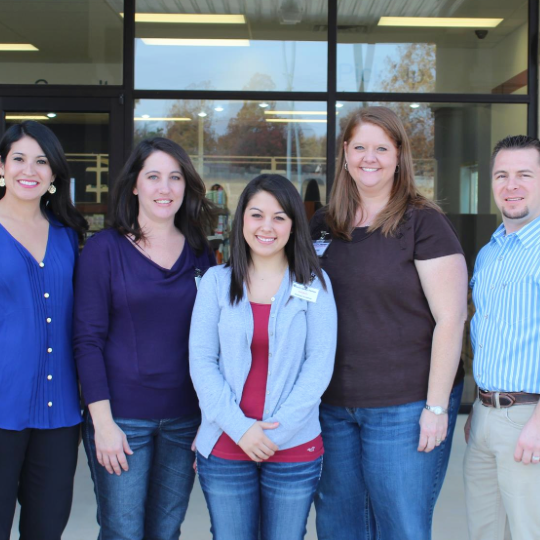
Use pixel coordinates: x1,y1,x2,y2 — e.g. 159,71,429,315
73,228,215,419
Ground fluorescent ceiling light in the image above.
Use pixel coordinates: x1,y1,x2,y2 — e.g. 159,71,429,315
141,38,250,47
378,17,503,28
265,110,327,115
122,13,245,24
6,115,48,120
0,43,38,51
266,119,327,123
134,117,191,121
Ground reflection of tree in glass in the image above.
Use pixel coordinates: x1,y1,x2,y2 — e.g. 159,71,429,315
166,82,217,156
218,74,286,164
338,43,437,198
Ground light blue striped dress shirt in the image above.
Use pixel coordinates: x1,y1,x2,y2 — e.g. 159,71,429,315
471,215,540,393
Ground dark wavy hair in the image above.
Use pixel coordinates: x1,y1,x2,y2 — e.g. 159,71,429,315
0,121,88,239
226,174,325,305
110,137,216,254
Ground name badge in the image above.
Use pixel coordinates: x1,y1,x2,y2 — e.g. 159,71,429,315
194,268,202,290
313,240,331,257
291,282,319,303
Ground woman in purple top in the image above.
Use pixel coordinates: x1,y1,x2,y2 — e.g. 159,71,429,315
73,138,216,540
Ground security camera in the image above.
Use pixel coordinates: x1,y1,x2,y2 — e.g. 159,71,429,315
475,30,488,40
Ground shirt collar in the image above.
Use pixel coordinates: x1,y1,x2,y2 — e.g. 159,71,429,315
491,215,540,249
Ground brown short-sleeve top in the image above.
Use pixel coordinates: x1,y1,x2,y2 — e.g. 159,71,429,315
310,206,465,408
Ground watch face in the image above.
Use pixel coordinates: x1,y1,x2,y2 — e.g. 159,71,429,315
431,406,443,415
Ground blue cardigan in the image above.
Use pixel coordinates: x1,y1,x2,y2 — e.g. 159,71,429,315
189,265,337,458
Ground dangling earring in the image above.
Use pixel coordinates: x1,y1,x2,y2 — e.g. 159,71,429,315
344,162,349,171
0,176,5,188
48,183,57,194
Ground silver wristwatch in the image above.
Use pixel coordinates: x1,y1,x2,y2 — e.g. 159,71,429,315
424,404,448,415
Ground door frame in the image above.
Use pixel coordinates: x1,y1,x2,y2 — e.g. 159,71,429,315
0,96,125,186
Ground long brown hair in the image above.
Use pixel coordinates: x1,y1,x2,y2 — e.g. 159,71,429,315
327,106,440,240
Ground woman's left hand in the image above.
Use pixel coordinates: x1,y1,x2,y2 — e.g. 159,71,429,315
417,409,448,453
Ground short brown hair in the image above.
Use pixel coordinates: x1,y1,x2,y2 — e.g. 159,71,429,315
491,135,540,171
327,106,439,239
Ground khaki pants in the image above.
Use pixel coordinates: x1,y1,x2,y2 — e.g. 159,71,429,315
463,399,540,540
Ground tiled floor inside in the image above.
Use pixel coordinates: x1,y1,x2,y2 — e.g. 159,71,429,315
11,415,469,540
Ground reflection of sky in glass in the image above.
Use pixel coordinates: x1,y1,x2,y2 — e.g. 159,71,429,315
337,43,436,92
134,100,328,138
135,40,327,91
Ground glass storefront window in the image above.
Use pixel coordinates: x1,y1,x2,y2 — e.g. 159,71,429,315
135,99,327,262
5,112,110,231
135,1,327,91
337,0,527,94
337,101,527,403
0,1,123,85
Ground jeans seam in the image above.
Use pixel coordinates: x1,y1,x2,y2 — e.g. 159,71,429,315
84,411,103,536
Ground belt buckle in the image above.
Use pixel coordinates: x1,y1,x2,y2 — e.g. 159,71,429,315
493,392,501,409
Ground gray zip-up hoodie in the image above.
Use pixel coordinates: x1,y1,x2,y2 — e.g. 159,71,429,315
189,264,337,458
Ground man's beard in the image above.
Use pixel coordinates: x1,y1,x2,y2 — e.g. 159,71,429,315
502,206,529,221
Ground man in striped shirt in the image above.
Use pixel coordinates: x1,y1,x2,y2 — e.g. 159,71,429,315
464,135,540,540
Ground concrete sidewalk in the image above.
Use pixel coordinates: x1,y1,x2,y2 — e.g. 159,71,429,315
11,415,469,540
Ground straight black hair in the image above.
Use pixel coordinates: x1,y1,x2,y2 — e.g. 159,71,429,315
110,137,216,254
0,121,88,239
226,174,326,305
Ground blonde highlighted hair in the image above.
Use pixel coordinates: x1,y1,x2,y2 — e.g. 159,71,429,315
327,106,440,240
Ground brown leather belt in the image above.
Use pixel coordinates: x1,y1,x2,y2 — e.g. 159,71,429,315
479,389,540,409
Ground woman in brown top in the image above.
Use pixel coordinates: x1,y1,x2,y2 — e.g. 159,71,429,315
311,106,468,540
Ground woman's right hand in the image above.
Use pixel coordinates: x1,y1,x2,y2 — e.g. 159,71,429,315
88,400,133,476
238,421,279,462
94,420,133,475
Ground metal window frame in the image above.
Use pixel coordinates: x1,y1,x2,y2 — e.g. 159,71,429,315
0,0,537,412
0,0,537,186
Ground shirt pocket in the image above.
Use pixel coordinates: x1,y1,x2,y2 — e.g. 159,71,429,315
494,275,540,326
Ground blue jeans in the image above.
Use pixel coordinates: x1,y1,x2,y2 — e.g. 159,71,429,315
314,382,463,540
82,411,200,540
197,452,323,540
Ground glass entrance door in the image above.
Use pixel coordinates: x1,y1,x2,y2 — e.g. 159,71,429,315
0,98,124,233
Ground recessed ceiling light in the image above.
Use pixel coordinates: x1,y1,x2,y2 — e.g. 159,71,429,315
410,103,420,109
266,119,327,123
46,112,57,118
141,114,150,118
122,13,246,24
214,107,224,112
141,38,250,47
378,17,503,28
0,43,38,51
336,102,344,108
259,103,270,108
198,112,208,117
5,115,49,120
134,117,191,121
264,111,327,115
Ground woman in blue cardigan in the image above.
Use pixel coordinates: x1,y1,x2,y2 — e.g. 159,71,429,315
190,174,337,540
